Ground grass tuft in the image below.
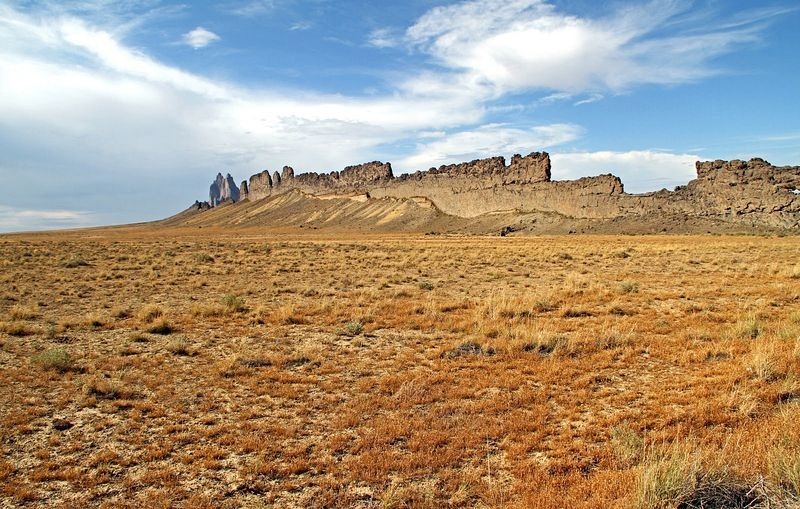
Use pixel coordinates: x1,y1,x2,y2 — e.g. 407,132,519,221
339,321,364,337
137,304,164,324
222,294,247,313
146,317,174,335
31,348,73,372
61,257,89,268
734,314,763,340
611,424,643,467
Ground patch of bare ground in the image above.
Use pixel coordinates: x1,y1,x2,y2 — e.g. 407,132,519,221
0,229,799,507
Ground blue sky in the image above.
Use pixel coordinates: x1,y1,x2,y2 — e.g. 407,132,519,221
0,0,798,231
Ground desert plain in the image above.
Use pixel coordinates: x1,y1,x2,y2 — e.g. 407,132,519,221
1,227,799,508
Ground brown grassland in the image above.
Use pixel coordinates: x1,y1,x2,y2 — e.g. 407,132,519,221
1,227,799,508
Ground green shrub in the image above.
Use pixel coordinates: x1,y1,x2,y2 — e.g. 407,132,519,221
418,280,434,291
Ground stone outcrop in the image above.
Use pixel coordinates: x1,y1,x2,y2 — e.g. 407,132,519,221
200,152,800,229
662,158,800,227
243,161,394,201
209,173,240,206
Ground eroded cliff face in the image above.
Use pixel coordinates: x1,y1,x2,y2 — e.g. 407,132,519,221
203,152,800,229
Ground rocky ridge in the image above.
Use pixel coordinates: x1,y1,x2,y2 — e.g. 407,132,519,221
194,152,800,231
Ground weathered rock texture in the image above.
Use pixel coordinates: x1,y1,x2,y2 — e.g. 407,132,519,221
209,173,240,206
202,152,800,230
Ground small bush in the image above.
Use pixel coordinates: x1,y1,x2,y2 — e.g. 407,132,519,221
32,348,73,372
110,306,131,319
166,337,189,355
84,377,122,400
222,294,247,313
284,356,311,368
562,308,593,318
418,280,434,291
194,253,214,263
190,302,226,317
1,321,37,337
8,304,38,321
620,281,640,294
85,314,105,329
522,334,568,356
610,306,634,316
61,257,89,268
443,341,494,358
340,321,364,337
748,347,779,382
128,332,149,343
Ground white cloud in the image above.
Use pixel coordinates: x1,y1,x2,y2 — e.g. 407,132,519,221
551,150,699,193
182,26,220,49
289,21,312,31
403,0,780,95
396,123,583,170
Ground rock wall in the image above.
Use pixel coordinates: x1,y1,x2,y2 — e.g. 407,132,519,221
207,153,800,229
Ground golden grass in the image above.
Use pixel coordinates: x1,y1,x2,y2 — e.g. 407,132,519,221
0,229,799,507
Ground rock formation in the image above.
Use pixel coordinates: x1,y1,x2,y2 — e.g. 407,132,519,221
209,173,240,206
197,152,800,230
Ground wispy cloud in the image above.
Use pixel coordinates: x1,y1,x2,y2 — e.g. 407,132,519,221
551,150,699,193
229,0,276,17
0,206,94,233
182,26,220,49
289,21,312,31
367,27,399,48
574,94,604,106
754,132,800,143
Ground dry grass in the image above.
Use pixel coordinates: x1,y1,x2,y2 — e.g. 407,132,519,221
0,229,799,507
